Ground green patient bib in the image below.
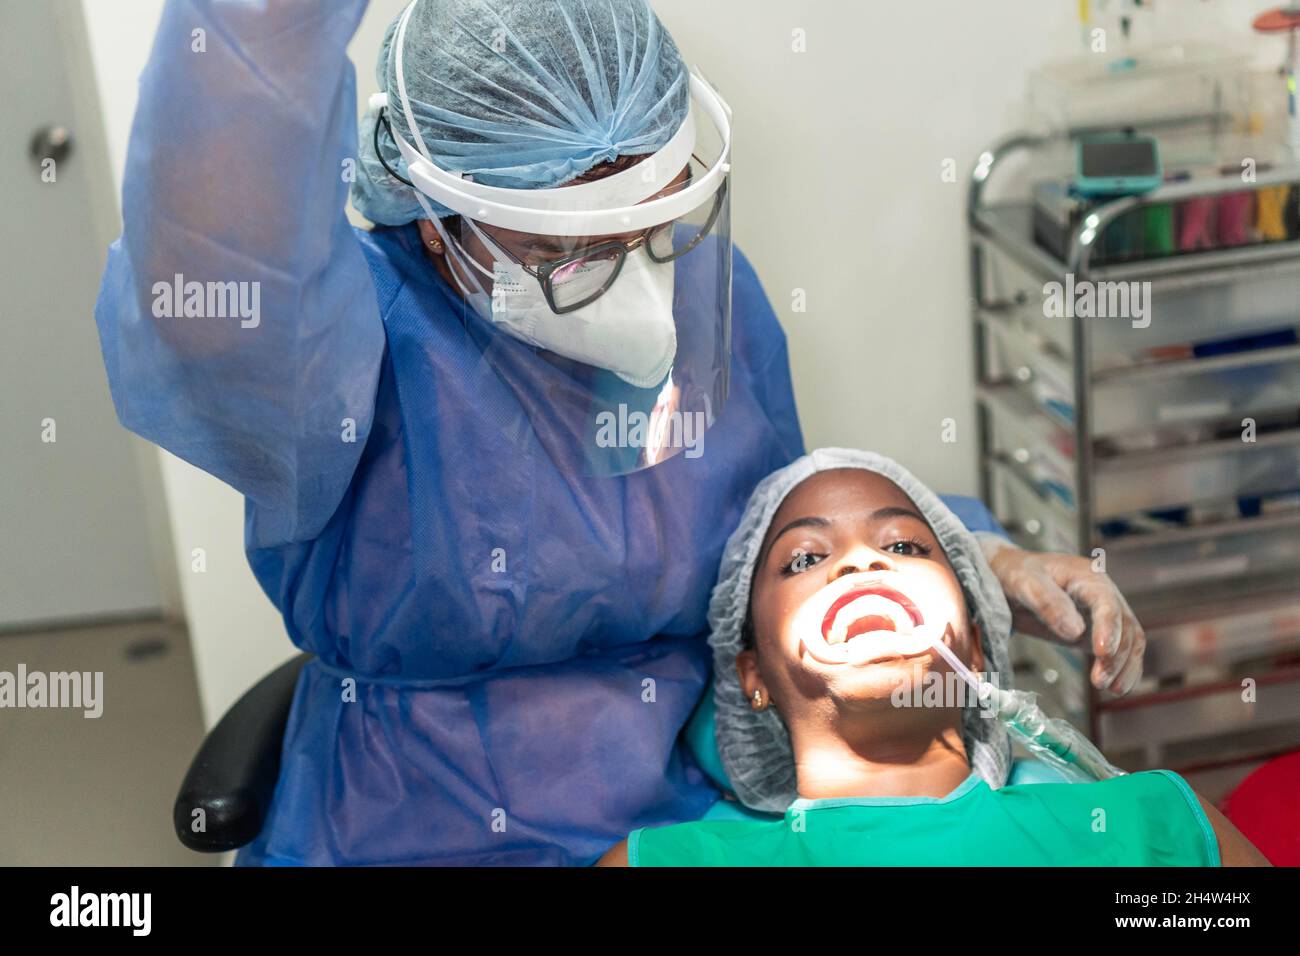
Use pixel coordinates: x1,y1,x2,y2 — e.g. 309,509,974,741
629,770,1219,867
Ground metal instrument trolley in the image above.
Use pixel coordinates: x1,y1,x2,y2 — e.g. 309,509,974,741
969,126,1300,791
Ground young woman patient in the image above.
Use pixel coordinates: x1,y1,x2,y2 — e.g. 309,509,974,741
599,448,1266,867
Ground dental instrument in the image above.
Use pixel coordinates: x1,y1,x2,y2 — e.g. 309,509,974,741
924,627,1127,783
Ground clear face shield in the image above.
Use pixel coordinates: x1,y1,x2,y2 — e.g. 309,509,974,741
380,3,733,475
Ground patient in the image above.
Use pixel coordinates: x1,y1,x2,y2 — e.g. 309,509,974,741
599,448,1267,867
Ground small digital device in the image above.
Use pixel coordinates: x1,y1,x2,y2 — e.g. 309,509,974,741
1073,133,1163,197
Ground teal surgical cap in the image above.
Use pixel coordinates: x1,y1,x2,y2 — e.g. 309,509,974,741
353,0,691,225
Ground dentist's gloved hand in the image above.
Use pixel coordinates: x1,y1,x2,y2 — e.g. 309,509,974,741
977,535,1146,695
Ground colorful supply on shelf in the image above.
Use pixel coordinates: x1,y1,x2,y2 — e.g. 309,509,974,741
1142,203,1176,255
1215,190,1254,246
1177,195,1217,251
1100,206,1145,261
1192,326,1299,358
1255,184,1293,240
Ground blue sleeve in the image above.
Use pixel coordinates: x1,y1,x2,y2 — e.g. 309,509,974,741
940,495,1008,538
93,0,385,548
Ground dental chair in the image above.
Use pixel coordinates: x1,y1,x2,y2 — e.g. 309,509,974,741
174,652,310,852
173,494,1064,851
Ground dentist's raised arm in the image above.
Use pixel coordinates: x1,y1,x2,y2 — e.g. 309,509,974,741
94,0,384,547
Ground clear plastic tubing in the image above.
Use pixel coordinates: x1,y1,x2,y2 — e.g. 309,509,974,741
926,630,1124,782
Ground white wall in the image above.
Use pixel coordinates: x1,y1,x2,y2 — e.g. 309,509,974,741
652,0,1284,486
82,0,1288,727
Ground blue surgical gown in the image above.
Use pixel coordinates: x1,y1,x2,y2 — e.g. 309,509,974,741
94,0,996,865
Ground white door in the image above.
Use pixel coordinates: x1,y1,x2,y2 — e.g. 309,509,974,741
0,0,163,628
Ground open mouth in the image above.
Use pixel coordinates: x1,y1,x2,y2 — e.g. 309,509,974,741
821,585,924,646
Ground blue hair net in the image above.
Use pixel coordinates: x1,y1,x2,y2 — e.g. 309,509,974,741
353,0,691,225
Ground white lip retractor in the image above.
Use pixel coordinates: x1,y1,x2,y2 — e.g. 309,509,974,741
792,574,946,667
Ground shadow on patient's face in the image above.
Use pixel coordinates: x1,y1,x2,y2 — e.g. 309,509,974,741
738,469,985,738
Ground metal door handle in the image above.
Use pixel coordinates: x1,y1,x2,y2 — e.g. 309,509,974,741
30,125,74,167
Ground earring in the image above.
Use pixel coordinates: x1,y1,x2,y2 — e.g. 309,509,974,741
752,690,764,710
428,239,443,252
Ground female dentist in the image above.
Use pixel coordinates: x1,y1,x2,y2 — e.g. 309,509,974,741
94,0,1144,866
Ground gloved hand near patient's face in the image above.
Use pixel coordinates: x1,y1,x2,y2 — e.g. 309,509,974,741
979,538,1146,696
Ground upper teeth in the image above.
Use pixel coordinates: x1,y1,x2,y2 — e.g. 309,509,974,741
827,594,914,645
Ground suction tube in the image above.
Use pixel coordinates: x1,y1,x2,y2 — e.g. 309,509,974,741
927,631,1125,783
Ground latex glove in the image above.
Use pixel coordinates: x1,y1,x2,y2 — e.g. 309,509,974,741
977,534,1146,695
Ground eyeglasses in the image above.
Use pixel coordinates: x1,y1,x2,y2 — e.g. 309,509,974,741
484,174,727,314
376,109,727,314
